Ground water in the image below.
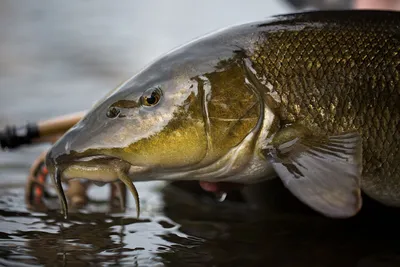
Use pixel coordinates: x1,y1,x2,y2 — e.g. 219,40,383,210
1,1,400,266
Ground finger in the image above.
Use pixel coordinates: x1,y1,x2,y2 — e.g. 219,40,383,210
199,181,243,193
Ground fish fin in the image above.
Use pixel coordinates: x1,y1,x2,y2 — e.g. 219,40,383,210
265,130,363,218
117,171,140,218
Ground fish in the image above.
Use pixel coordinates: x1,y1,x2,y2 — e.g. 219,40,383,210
45,10,400,219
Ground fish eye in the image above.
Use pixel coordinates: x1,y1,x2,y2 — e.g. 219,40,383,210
141,87,162,107
106,106,120,118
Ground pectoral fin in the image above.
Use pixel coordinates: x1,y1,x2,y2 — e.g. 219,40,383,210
265,130,363,218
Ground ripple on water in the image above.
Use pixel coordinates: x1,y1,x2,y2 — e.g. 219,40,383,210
0,183,207,266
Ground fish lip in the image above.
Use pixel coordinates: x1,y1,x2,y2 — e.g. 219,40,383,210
68,154,122,163
56,154,147,182
59,154,127,169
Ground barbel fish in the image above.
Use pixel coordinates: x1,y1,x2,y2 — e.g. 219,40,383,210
45,10,399,219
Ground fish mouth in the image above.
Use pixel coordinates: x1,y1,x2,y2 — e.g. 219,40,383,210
46,153,147,219
61,155,145,181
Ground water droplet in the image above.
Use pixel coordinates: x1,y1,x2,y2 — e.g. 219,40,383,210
215,192,227,202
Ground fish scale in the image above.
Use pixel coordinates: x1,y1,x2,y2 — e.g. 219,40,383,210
250,12,399,206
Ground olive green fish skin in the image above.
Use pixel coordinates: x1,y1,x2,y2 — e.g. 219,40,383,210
247,11,400,206
45,10,400,217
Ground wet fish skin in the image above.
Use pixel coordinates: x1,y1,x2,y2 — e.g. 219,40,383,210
249,10,400,207
45,10,400,218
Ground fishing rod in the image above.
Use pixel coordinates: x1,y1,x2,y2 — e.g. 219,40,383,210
0,111,86,150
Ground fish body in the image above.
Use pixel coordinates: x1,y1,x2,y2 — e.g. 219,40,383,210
46,10,400,218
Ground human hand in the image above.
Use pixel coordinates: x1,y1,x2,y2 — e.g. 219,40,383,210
354,0,400,10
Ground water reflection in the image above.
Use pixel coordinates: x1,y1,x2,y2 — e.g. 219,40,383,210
0,190,177,266
160,181,400,267
12,213,139,266
3,180,400,266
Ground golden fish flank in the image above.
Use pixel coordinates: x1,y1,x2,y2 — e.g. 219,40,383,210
46,10,399,219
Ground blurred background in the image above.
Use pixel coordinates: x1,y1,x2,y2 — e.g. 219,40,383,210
5,1,400,267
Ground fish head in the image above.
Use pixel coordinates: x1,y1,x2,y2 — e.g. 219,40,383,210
45,28,266,216
47,67,208,175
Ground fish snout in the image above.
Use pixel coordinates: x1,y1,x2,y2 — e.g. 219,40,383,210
45,129,76,173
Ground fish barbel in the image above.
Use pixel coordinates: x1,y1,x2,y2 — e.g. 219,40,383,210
45,10,399,219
